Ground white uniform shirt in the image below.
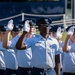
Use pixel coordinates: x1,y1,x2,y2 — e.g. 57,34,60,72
4,49,18,70
0,41,6,70
4,35,20,70
25,35,59,69
59,41,64,69
62,40,75,73
68,41,75,53
17,37,33,68
17,48,32,68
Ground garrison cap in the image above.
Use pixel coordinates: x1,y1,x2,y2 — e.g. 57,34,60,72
22,19,36,27
12,25,21,32
36,18,52,27
19,24,24,30
50,25,64,32
0,25,6,32
66,25,75,32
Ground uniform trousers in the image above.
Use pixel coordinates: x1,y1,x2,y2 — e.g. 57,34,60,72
0,69,5,75
31,67,46,75
31,67,56,75
4,68,17,75
63,72,75,75
16,67,32,75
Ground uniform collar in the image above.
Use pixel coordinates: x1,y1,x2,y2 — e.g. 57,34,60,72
39,35,52,40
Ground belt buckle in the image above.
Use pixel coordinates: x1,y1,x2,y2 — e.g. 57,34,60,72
44,68,51,72
44,68,47,71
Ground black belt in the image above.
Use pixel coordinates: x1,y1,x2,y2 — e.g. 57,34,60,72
63,72,75,75
32,67,46,75
32,67,52,75
33,67,52,71
18,67,32,70
17,67,32,75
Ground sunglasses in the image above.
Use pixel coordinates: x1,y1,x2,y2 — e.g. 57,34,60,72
40,24,50,27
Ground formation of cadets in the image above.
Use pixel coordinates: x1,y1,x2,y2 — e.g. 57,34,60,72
0,17,75,75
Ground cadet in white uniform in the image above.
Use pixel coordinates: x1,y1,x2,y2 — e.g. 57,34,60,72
16,20,36,75
62,25,75,75
2,20,21,75
49,25,64,75
62,25,75,53
0,25,6,75
16,18,60,75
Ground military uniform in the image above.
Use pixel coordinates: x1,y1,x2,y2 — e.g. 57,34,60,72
4,25,21,75
0,25,6,75
49,25,64,75
24,18,60,75
62,41,75,75
62,25,75,75
16,20,36,75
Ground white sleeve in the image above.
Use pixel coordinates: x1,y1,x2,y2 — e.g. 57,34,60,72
24,37,33,48
53,39,60,55
68,45,75,53
24,35,37,49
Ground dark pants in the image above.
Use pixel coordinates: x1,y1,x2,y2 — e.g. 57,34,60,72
31,67,46,75
0,69,5,75
16,67,32,75
63,72,75,75
4,68,17,75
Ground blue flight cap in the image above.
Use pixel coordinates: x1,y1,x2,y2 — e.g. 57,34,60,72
22,19,36,27
0,25,6,32
36,18,52,27
18,24,24,30
12,25,21,32
49,25,55,32
29,20,36,27
49,25,64,32
66,25,75,32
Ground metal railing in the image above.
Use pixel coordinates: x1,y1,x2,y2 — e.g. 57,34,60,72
0,13,74,29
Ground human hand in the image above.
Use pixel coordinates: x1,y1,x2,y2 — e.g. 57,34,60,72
23,20,30,32
67,26,74,36
56,27,62,39
6,19,14,31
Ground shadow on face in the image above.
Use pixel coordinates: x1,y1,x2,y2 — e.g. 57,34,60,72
11,31,20,38
0,32,6,40
39,25,50,35
29,27,35,34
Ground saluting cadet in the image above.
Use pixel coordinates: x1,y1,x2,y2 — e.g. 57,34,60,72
16,18,60,75
49,25,64,38
16,20,36,75
2,20,21,75
62,25,75,75
49,25,64,75
62,25,75,52
0,25,6,75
